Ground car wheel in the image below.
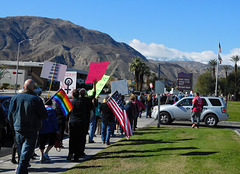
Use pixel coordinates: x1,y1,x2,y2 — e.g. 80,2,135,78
160,112,171,124
204,114,218,127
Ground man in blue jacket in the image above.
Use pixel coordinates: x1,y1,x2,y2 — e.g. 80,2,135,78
8,79,47,174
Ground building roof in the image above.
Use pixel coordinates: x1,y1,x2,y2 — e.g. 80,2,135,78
1,61,88,75
1,60,44,67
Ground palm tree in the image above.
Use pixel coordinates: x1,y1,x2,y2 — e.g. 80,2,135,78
139,64,150,91
129,57,143,91
230,55,240,74
145,68,151,88
230,55,240,100
222,65,230,78
208,59,217,78
150,72,158,89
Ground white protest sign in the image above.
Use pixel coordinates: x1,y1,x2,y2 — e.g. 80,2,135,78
60,71,77,96
170,88,179,95
149,83,153,88
40,61,67,82
111,80,128,95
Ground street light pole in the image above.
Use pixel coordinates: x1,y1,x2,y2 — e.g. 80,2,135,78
157,63,161,128
15,39,32,93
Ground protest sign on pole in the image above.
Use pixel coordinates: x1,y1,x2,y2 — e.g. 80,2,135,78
60,71,77,97
40,61,67,98
40,61,67,82
88,75,110,98
85,62,109,84
111,80,128,95
149,83,153,89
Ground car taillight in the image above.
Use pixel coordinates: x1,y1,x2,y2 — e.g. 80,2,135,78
221,107,226,113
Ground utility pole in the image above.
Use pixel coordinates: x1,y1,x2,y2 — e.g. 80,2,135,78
157,63,161,128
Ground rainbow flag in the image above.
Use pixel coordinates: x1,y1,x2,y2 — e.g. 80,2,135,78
51,89,73,116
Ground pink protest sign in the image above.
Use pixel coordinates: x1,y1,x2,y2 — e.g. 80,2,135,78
85,61,109,84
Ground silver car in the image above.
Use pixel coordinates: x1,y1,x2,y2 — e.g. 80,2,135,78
152,97,229,127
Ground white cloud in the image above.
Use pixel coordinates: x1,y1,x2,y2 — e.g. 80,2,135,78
129,39,237,66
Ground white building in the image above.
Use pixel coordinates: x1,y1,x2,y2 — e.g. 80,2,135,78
0,61,88,90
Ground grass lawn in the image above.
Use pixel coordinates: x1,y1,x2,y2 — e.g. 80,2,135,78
227,101,240,122
63,127,240,174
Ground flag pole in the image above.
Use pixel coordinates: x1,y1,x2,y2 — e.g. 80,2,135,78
215,41,220,96
106,90,117,102
44,88,61,105
47,63,57,99
215,58,219,96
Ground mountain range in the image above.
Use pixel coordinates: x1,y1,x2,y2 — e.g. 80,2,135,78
0,16,233,85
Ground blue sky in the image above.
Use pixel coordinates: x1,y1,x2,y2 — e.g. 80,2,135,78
1,0,240,65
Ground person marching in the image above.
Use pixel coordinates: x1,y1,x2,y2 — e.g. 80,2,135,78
38,98,59,163
8,79,47,174
191,92,203,129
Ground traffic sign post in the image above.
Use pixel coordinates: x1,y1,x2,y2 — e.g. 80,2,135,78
155,80,164,128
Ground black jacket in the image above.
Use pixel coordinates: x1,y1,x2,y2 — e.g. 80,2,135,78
99,103,115,125
69,98,87,123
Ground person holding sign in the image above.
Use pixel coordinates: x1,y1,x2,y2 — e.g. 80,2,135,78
67,80,96,162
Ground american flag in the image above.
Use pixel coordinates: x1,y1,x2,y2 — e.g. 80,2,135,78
219,42,222,53
107,91,132,139
218,53,222,64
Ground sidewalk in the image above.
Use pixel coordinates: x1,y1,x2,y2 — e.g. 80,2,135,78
0,113,155,174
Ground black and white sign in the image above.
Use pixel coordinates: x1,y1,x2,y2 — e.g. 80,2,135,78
60,71,77,96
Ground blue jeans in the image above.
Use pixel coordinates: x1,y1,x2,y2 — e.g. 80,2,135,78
111,123,116,136
101,122,112,144
134,113,138,129
89,114,96,142
146,106,152,118
191,112,201,127
15,131,38,174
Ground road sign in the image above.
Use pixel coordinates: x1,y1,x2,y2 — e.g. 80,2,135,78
155,80,164,94
177,72,193,90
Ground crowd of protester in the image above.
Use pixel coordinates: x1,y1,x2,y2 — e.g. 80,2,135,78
2,78,194,173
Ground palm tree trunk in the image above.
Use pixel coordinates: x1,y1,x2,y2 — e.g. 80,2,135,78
135,73,138,91
139,73,144,91
234,64,238,101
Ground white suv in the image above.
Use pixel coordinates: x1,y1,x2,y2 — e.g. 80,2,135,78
152,97,229,127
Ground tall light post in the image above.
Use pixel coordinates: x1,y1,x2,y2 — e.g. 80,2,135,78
15,38,32,93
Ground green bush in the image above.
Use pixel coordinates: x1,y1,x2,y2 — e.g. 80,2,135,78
1,83,10,89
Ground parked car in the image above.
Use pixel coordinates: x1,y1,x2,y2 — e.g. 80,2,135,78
0,95,11,116
152,96,229,127
18,86,42,96
0,95,12,137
